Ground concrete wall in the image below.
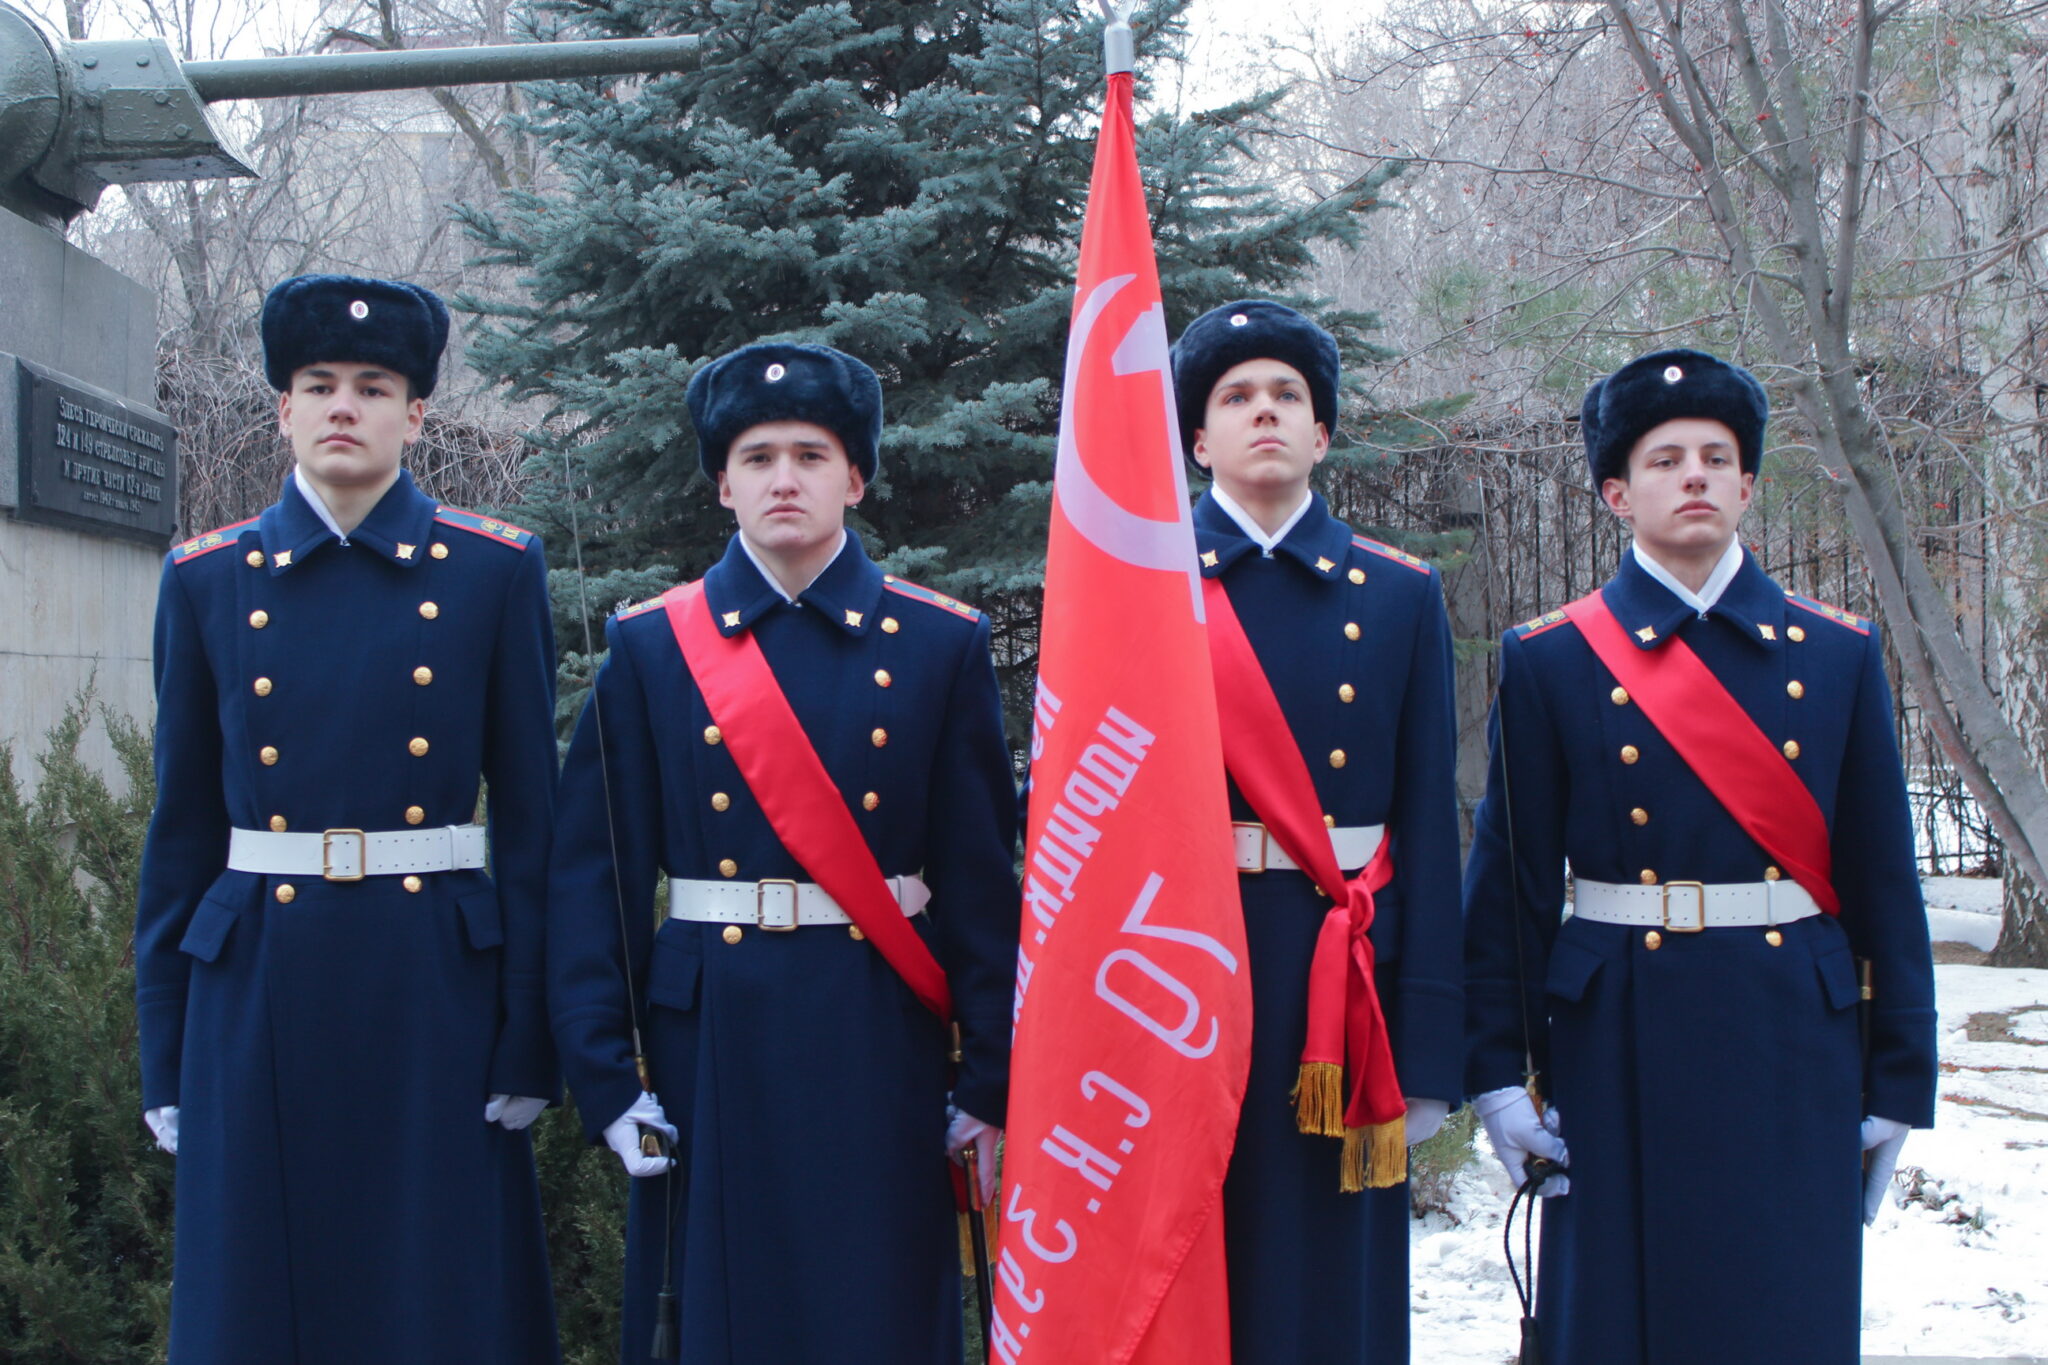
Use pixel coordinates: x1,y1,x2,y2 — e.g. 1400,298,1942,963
0,207,161,789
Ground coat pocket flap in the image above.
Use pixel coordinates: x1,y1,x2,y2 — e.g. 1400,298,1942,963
457,886,505,951
1544,935,1606,1003
645,930,702,1013
178,890,243,963
1813,945,1862,1012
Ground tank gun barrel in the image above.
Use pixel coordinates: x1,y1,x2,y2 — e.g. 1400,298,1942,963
184,34,700,103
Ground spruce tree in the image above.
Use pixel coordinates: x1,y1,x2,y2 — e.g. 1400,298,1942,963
460,0,1399,732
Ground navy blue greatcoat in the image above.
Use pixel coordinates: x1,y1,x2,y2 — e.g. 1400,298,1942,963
134,470,560,1364
548,533,1020,1365
1464,548,1937,1365
1195,492,1464,1365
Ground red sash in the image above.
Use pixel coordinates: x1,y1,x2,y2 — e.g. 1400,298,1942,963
1562,592,1839,915
1202,577,1405,1191
662,580,954,1020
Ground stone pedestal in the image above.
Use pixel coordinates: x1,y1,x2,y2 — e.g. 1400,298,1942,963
0,206,162,787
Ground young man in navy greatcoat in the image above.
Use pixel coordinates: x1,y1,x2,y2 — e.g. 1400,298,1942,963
1463,349,1938,1363
1170,300,1464,1364
547,342,1020,1364
134,274,560,1363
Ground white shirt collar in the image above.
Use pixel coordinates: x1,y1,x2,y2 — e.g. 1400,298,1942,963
738,528,848,603
292,467,348,542
1210,485,1313,555
1632,537,1745,616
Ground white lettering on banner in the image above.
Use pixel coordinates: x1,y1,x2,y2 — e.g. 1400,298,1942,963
1030,679,1063,764
1080,1070,1151,1127
1041,1125,1123,1191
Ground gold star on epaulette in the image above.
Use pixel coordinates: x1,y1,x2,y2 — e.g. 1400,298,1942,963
1635,625,1657,643
721,611,741,628
274,550,292,568
1759,623,1776,641
396,542,416,560
1200,550,1218,568
1315,557,1335,573
845,609,864,627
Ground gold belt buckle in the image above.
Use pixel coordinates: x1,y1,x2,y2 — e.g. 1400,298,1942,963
1661,880,1707,932
755,878,801,931
321,828,367,882
1232,821,1267,874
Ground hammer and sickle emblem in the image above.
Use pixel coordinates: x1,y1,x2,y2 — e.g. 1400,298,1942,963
1053,274,1204,621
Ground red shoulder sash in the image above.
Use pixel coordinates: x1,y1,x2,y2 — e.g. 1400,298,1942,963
1203,578,1404,1190
662,581,953,1021
1561,592,1839,914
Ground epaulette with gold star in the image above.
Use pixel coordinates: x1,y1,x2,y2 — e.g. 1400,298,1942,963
1785,590,1870,636
1512,607,1571,640
882,575,981,622
1350,534,1431,575
170,516,259,565
433,505,535,550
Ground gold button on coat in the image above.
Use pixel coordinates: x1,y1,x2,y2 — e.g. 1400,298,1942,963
874,669,892,688
1348,568,1366,584
403,875,423,893
1787,680,1804,699
259,746,279,765
711,792,731,812
408,737,429,757
418,601,439,620
872,728,889,748
1644,930,1662,950
1611,687,1630,706
1765,866,1782,881
1782,739,1801,760
881,617,900,634
1631,807,1649,826
275,883,296,904
1765,929,1784,947
414,667,433,686
722,925,743,944
1639,869,1657,885
863,792,880,811
704,726,723,746
430,542,449,559
1323,814,1337,828
718,858,738,878
849,925,866,941
1787,625,1806,642
249,610,269,629
269,815,287,832
1344,622,1361,641
1329,749,1347,769
253,677,272,696
246,550,265,567
1620,744,1640,764
406,806,425,825
1338,684,1356,703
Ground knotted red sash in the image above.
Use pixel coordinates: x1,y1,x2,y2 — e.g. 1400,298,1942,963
1202,577,1406,1191
1562,592,1839,915
663,580,954,1020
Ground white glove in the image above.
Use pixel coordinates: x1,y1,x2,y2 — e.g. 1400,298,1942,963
604,1092,678,1177
1474,1085,1569,1196
946,1107,1001,1207
1861,1115,1909,1225
144,1105,179,1155
485,1094,549,1130
1404,1098,1451,1146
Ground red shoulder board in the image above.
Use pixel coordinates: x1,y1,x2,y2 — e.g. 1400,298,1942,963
882,575,981,621
171,516,259,565
434,505,535,550
1351,534,1431,574
1512,607,1571,641
1785,591,1870,636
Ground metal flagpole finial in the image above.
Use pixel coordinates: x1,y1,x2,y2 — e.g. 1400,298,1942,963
1096,0,1134,75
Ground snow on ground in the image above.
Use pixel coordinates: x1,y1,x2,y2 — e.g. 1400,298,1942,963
1410,879,2048,1363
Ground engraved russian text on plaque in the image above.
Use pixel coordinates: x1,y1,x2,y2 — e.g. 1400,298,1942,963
13,358,178,545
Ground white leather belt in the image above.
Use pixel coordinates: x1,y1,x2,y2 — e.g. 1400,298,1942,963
227,825,487,882
1232,822,1384,875
1572,878,1821,932
668,874,930,931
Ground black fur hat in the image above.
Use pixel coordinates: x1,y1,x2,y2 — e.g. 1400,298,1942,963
261,274,451,398
686,342,883,481
1581,348,1768,485
1170,299,1341,457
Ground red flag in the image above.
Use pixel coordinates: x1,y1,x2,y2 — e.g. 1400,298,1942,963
992,63,1249,1365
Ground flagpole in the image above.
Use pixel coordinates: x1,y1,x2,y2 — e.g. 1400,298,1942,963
1096,0,1134,74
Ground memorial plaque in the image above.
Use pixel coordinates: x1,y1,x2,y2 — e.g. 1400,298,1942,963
13,358,178,545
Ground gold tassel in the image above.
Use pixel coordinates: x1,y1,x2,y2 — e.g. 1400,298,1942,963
1291,1061,1347,1137
959,1210,977,1277
1339,1120,1408,1193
